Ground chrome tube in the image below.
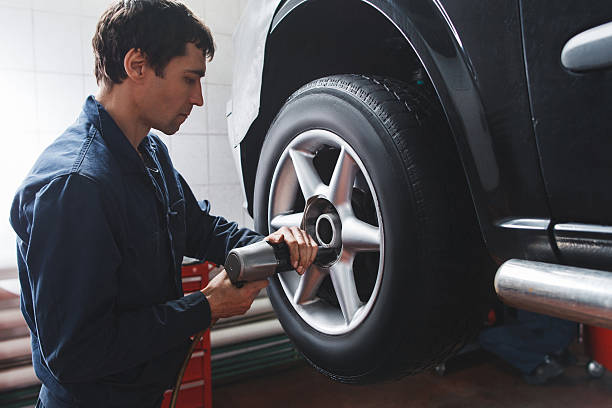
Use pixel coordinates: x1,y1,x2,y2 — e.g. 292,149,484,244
495,259,612,329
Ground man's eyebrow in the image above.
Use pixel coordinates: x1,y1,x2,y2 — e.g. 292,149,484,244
185,69,206,77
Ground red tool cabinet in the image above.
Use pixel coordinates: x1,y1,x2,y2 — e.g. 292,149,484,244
161,261,213,408
585,325,612,371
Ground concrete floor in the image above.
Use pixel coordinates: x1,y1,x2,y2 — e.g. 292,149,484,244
212,345,612,407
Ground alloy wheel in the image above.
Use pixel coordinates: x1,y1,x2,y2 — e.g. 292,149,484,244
267,129,384,335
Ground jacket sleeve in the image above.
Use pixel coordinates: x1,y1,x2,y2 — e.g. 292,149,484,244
178,173,263,265
24,173,210,383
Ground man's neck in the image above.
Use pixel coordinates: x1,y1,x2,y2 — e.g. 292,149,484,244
95,86,150,152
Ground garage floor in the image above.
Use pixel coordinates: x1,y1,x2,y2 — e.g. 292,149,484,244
212,342,612,407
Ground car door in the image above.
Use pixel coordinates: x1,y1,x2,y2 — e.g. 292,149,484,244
520,1,612,226
520,0,612,269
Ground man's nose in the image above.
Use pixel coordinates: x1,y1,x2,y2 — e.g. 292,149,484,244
190,80,204,106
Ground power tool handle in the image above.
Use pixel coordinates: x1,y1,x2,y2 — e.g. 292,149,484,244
268,241,336,271
268,242,294,273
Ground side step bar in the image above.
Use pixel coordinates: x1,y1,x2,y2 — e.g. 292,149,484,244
495,259,612,329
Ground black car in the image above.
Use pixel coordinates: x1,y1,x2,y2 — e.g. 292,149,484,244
226,0,612,383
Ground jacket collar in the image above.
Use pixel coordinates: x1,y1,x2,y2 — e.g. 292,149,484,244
82,95,157,175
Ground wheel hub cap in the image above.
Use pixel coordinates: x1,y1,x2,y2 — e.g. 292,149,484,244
302,196,342,266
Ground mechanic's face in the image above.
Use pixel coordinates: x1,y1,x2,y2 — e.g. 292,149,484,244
141,42,206,135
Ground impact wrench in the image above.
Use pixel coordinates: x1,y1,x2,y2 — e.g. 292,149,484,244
169,240,336,407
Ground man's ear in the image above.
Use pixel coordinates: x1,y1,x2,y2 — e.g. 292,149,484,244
123,48,148,82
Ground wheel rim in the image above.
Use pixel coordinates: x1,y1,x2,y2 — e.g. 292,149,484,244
268,129,384,335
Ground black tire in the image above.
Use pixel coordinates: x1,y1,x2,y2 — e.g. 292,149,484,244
254,74,483,383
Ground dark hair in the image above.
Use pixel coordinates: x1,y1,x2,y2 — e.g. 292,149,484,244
93,0,215,87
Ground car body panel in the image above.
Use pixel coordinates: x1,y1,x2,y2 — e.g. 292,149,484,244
228,0,279,148
520,1,612,225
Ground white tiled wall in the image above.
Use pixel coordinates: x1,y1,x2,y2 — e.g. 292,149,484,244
0,0,251,270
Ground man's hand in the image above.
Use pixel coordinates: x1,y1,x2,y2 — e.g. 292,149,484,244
201,269,268,326
265,226,318,275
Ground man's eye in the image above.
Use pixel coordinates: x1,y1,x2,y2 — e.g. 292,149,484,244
185,77,196,84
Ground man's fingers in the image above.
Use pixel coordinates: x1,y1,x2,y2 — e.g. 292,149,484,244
304,232,317,268
263,227,321,274
291,226,310,273
298,229,313,273
291,228,304,273
253,279,269,291
295,229,315,273
308,234,318,266
215,268,228,279
265,233,282,243
242,280,268,305
283,227,299,270
242,278,268,293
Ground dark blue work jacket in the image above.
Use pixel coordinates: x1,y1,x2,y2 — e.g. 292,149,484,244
9,96,261,407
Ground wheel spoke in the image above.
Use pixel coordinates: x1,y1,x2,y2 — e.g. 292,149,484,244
270,212,304,231
329,147,358,207
329,255,361,324
289,148,325,199
269,160,299,216
342,216,381,252
293,265,327,305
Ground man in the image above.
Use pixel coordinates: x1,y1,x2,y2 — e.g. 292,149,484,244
9,1,318,407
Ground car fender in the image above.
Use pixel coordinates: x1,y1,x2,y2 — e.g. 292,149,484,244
229,0,497,189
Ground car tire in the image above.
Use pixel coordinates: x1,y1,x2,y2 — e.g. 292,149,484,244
253,74,484,383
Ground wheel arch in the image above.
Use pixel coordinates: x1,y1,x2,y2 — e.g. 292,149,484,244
239,0,496,245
